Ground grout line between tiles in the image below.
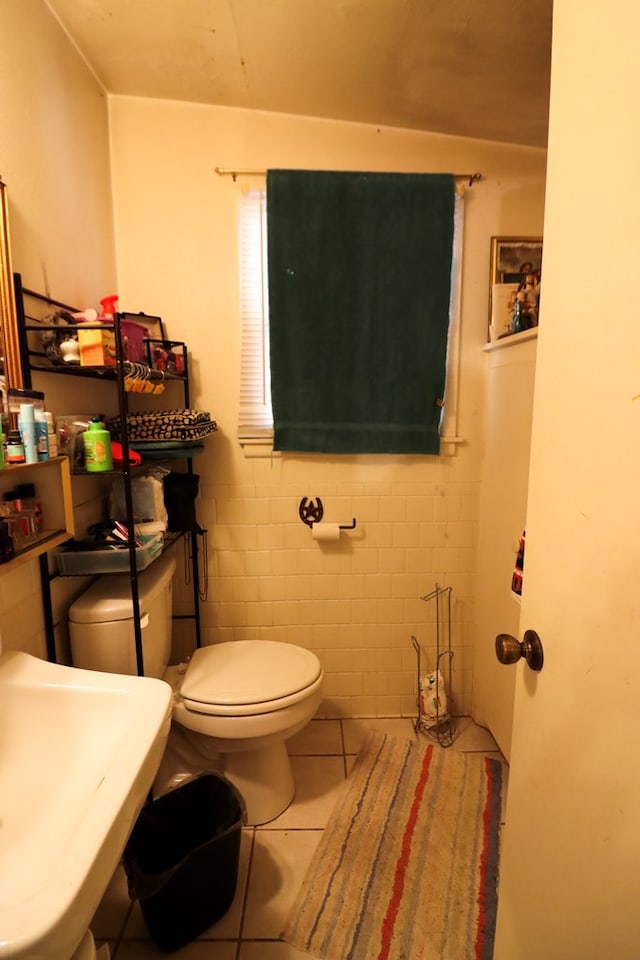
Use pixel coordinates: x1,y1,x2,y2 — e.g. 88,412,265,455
103,892,134,959
235,827,257,952
339,718,349,778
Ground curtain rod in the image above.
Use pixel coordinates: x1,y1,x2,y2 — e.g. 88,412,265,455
214,167,482,187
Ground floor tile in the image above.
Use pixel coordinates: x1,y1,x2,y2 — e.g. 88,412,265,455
100,712,510,958
115,940,237,959
449,716,500,752
287,718,343,755
342,716,417,753
262,756,346,829
239,941,321,959
89,863,131,941
242,830,322,939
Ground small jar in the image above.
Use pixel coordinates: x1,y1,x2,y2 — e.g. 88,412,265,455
6,430,25,464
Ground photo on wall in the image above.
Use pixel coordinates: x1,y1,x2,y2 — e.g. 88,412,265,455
488,236,542,341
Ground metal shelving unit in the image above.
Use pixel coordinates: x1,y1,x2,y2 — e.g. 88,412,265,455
14,273,205,670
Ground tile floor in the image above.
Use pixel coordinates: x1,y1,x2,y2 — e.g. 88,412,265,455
93,717,505,959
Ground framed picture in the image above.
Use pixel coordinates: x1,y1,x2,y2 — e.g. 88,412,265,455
488,236,543,341
121,312,165,342
145,339,186,375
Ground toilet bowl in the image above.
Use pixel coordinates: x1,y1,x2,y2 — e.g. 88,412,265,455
68,555,324,824
167,641,323,824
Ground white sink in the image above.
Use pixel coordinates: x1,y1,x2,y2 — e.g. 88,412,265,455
0,650,172,960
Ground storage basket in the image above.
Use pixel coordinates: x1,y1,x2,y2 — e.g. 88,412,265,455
55,534,163,575
108,410,217,443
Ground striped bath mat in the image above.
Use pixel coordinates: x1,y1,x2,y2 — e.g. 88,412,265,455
283,732,504,960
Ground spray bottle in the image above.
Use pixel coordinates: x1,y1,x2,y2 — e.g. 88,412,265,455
99,295,119,321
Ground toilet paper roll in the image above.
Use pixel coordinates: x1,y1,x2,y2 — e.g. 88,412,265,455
311,523,341,541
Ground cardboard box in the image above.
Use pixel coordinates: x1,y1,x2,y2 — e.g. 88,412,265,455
78,327,117,366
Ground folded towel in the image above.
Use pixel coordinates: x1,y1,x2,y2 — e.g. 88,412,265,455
108,410,217,442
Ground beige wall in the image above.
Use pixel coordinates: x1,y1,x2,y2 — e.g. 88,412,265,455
472,335,537,761
0,0,117,657
109,97,546,716
0,0,116,303
0,0,547,721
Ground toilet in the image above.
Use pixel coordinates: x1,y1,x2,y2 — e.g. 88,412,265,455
68,554,323,824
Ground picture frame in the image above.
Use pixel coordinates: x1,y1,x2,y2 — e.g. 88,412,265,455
488,236,543,341
0,180,22,391
145,339,186,375
121,312,165,342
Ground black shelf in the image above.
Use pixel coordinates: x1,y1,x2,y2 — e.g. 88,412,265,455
22,357,187,383
14,272,204,670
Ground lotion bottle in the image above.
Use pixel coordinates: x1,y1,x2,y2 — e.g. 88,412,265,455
35,410,49,461
83,417,113,472
18,404,37,464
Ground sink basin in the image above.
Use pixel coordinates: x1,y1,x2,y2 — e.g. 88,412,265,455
0,650,172,959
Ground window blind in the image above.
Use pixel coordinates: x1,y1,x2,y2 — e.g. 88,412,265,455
238,190,273,439
237,186,464,451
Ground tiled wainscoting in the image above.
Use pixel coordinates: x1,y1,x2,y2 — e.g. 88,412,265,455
171,474,478,720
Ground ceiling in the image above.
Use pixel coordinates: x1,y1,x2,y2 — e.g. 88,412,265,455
44,0,552,149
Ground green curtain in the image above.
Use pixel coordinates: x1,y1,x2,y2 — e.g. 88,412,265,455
267,170,455,454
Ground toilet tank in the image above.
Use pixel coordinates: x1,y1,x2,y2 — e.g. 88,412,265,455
68,554,176,679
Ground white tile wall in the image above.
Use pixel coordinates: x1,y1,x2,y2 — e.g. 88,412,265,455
0,557,47,658
2,465,477,721
173,466,479,718
0,478,115,663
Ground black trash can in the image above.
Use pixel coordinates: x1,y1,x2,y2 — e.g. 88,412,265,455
123,773,247,951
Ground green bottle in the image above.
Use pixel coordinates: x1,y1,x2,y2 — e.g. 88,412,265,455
512,299,524,334
83,417,113,472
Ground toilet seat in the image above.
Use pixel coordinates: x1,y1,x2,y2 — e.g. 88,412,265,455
179,641,322,717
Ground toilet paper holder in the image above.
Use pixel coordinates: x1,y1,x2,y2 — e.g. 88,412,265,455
298,497,356,530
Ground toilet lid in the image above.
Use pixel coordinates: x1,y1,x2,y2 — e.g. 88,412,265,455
181,641,322,708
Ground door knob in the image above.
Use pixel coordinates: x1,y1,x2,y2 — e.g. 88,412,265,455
495,630,544,671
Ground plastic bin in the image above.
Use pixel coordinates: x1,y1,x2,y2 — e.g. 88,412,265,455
123,774,247,951
55,534,163,575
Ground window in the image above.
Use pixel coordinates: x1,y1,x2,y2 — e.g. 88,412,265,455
238,190,272,441
238,187,464,455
